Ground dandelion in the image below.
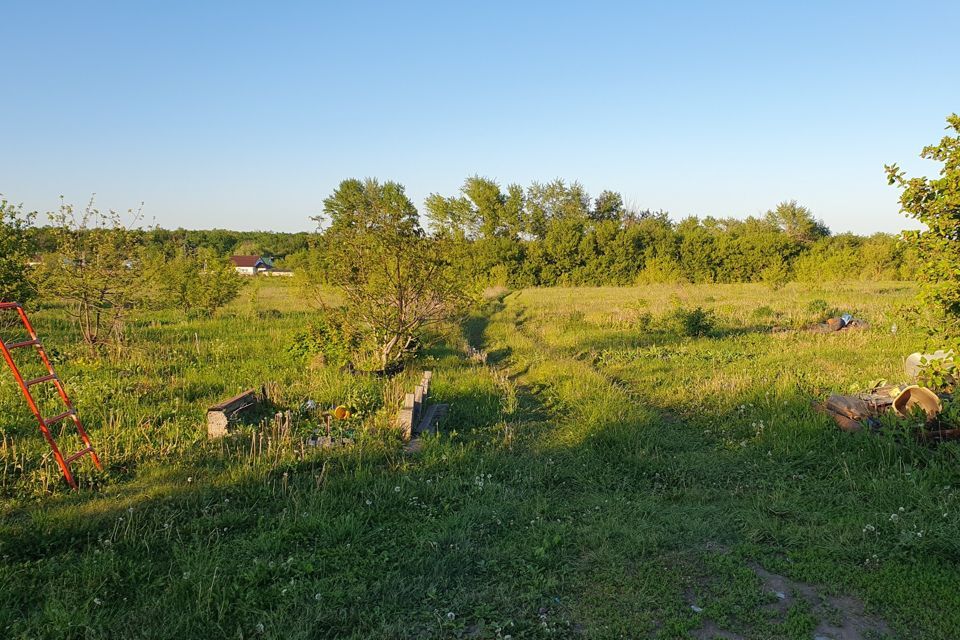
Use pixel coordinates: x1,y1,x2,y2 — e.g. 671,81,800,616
446,612,456,621
394,486,400,492
890,513,900,522
315,593,322,601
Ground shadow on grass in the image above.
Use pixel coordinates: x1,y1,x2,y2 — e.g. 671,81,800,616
1,307,958,639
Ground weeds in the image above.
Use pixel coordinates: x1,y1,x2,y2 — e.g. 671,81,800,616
1,280,959,638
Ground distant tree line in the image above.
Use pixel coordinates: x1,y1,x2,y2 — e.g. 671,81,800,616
302,176,916,289
25,226,313,264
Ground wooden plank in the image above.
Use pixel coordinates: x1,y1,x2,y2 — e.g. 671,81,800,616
414,385,425,422
207,388,259,439
397,393,416,440
414,403,448,437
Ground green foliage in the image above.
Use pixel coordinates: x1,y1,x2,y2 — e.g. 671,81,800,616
146,247,243,315
288,310,363,368
669,306,715,337
916,356,957,394
140,227,312,259
806,298,833,319
887,114,960,335
314,178,470,370
422,177,914,288
33,197,146,354
752,305,775,319
0,199,35,304
764,199,830,243
1,280,956,638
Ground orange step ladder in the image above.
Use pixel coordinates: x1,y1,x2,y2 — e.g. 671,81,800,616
0,302,102,489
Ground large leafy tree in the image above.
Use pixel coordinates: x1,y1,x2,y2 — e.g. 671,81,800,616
314,178,468,370
886,114,960,333
0,199,35,304
425,176,527,240
764,200,829,244
591,190,625,222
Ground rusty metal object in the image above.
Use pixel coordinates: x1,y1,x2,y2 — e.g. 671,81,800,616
0,302,103,489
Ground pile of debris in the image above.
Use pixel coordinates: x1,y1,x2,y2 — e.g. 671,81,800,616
817,350,956,440
811,313,869,333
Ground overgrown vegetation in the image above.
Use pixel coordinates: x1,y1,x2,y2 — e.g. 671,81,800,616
0,279,958,639
1,115,959,639
33,198,147,354
0,198,35,304
887,113,960,336
309,178,469,370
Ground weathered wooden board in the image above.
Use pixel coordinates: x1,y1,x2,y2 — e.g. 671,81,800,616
207,388,260,439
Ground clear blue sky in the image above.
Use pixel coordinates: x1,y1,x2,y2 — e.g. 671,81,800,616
2,1,957,234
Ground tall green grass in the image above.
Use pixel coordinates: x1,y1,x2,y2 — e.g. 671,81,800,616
0,279,957,638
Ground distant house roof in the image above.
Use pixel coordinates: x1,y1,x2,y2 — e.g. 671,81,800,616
230,255,267,268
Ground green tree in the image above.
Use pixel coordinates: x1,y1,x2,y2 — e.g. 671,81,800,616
525,180,590,239
0,199,35,304
887,114,960,333
34,197,146,355
146,247,243,315
764,200,829,244
591,190,624,222
315,178,469,370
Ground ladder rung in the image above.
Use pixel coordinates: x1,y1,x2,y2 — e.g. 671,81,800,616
5,338,39,350
44,410,75,426
0,302,22,310
26,374,58,387
64,447,93,464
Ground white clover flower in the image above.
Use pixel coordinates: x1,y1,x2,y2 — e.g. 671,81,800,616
446,612,456,621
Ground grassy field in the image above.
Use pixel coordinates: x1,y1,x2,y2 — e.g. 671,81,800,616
1,279,958,639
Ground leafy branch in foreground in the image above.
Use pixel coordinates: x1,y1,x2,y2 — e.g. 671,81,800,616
887,113,960,337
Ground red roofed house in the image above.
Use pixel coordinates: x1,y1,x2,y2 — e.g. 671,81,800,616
230,255,271,275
